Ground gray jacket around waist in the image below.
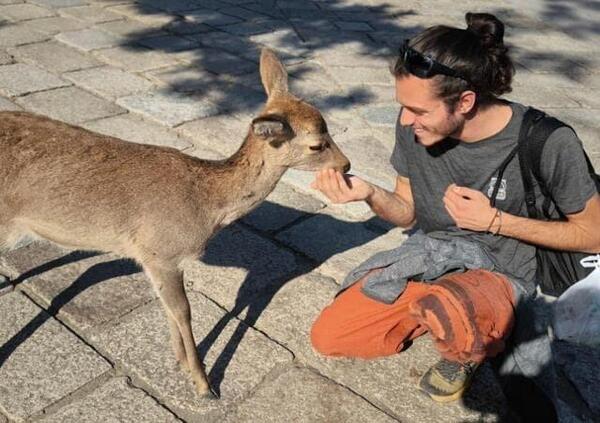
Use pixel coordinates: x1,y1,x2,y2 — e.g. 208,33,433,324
340,230,498,304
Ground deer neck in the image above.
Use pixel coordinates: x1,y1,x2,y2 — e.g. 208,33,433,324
213,135,286,226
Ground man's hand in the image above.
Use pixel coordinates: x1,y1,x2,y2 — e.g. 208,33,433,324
311,169,374,204
443,183,497,232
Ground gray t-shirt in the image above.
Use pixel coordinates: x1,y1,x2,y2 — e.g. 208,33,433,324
390,101,596,293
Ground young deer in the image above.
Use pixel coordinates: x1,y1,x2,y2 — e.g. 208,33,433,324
0,48,350,398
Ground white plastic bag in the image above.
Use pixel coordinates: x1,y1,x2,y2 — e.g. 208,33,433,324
552,255,600,347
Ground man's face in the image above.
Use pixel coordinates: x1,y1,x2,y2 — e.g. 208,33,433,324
395,75,464,146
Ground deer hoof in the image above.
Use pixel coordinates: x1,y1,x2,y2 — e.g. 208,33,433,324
197,383,220,400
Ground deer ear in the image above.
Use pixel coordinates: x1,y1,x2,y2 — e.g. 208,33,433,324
251,116,286,138
260,48,288,97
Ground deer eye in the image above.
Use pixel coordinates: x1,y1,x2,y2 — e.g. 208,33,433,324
309,144,324,151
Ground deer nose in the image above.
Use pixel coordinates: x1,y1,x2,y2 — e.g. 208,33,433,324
342,161,351,173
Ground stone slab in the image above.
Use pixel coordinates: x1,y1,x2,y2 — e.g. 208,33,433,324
184,224,300,311
163,19,213,35
0,23,50,48
58,5,124,23
185,31,260,62
0,291,111,422
249,28,310,58
136,34,199,52
92,45,178,71
83,113,193,150
19,16,89,35
94,19,167,37
3,242,155,332
64,65,155,100
175,113,251,156
181,8,242,26
0,96,22,111
0,49,14,65
0,3,55,21
39,377,180,423
116,90,220,127
505,84,581,109
30,0,88,7
8,41,102,73
89,292,293,421
0,63,68,97
334,21,373,32
329,65,394,86
15,86,125,124
224,366,396,423
242,182,326,233
56,28,125,51
108,3,174,25
278,216,406,283
171,47,256,76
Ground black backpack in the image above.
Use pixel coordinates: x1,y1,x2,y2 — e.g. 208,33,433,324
491,107,600,296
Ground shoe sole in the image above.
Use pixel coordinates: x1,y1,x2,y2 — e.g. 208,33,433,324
418,375,473,403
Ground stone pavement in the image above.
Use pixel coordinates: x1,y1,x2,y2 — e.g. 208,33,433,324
0,0,598,422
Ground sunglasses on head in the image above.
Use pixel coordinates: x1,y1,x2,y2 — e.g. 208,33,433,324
398,39,469,83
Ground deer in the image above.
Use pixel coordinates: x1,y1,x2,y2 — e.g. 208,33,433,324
0,48,350,399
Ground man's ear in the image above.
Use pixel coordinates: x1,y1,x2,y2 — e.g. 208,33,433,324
251,115,292,147
457,90,477,114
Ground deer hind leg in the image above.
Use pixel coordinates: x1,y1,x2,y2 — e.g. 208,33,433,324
143,259,216,398
0,223,21,296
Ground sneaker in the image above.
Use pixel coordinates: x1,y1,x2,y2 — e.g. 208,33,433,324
418,359,479,403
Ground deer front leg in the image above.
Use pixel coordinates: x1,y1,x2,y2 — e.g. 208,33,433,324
143,260,217,399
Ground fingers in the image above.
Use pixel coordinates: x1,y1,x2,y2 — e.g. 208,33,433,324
312,169,348,203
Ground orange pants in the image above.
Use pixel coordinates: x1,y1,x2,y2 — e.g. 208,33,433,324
311,269,516,363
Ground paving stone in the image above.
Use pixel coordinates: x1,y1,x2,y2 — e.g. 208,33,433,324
18,15,89,35
225,366,396,423
64,65,155,100
30,0,88,7
116,90,220,127
0,291,111,422
94,19,167,37
39,377,180,423
242,182,326,233
142,0,203,13
185,224,300,310
92,45,178,71
175,113,251,156
3,242,155,332
249,28,310,58
282,217,406,283
334,20,373,32
172,47,257,76
0,49,14,64
329,65,394,86
58,5,124,23
56,28,125,51
8,41,102,73
0,3,55,21
146,65,216,92
108,3,174,25
186,31,261,62
0,63,68,97
16,86,125,124
0,23,50,47
181,8,242,26
89,292,293,421
505,84,581,109
0,96,21,110
163,18,214,35
181,144,224,161
83,113,193,149
513,70,586,89
136,34,199,52
358,103,399,128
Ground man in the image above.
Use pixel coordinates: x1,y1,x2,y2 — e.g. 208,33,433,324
310,12,600,404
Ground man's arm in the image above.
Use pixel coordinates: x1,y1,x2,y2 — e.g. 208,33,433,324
444,184,600,253
311,170,416,228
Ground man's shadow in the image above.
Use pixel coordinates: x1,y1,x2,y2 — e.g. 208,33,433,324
0,202,389,397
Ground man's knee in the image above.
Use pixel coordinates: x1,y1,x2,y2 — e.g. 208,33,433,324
310,308,339,356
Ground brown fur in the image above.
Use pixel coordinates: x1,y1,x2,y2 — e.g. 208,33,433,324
0,49,350,398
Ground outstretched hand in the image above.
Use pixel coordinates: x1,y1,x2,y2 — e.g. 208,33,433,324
311,169,374,204
443,183,497,232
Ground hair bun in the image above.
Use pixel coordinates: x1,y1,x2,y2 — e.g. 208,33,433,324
465,12,505,49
